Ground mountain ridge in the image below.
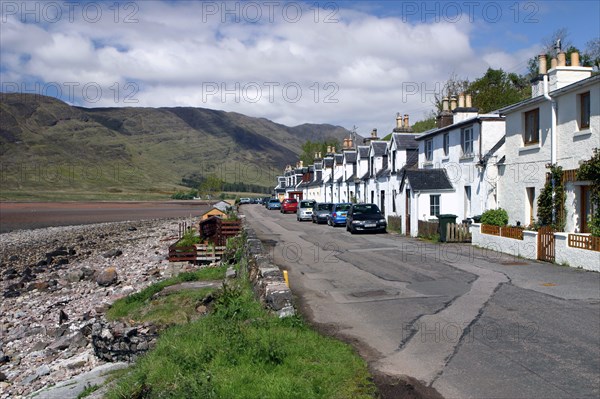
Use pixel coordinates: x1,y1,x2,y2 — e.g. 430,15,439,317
0,93,351,200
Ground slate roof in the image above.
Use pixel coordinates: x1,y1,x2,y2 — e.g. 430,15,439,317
371,141,388,156
336,176,343,184
358,146,370,159
212,201,231,213
335,154,344,165
401,169,454,191
345,174,357,183
359,171,370,181
376,167,390,179
323,158,334,168
344,151,357,163
308,178,322,187
392,133,419,150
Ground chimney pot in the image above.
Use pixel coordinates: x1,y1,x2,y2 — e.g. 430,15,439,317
327,145,332,153
396,112,402,129
557,52,566,67
371,128,377,138
458,93,465,108
332,147,336,153
571,51,580,67
551,57,558,69
442,97,449,111
450,96,457,111
538,54,547,75
403,114,409,129
466,94,472,108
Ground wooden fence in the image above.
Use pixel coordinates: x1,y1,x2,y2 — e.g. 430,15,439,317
481,224,523,240
418,220,439,237
446,223,471,242
568,234,600,252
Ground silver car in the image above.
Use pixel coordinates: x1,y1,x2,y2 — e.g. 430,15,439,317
311,202,334,224
297,199,316,221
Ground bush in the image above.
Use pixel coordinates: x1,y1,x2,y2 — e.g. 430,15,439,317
481,208,508,226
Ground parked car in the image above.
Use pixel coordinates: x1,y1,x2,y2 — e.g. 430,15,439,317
312,202,334,224
239,198,251,205
346,203,387,234
297,199,316,221
328,203,352,226
266,199,281,210
281,198,298,214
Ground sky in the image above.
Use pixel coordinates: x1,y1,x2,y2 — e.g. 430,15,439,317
1,0,599,134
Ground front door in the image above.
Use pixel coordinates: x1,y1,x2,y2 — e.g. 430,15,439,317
380,190,385,215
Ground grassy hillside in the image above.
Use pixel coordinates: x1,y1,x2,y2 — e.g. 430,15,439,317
0,93,350,200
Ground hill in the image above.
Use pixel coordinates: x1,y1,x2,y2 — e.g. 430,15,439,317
0,93,351,200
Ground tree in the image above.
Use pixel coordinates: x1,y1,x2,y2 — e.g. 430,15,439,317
198,174,223,199
433,73,470,112
411,114,436,133
467,68,530,113
300,139,340,165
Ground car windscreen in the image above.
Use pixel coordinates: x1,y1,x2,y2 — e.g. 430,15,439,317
300,201,314,207
317,203,333,211
352,204,380,214
336,204,351,211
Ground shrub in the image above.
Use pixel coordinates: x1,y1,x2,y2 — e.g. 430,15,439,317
481,208,508,226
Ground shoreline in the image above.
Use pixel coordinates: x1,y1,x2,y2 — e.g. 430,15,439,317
0,217,197,398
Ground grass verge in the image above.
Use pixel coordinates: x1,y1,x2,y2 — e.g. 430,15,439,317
106,266,227,323
106,276,376,398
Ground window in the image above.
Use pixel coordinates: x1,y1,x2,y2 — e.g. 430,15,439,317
461,127,474,156
524,109,539,145
464,186,471,217
443,133,450,156
580,92,590,129
392,189,397,212
430,195,440,216
425,139,433,161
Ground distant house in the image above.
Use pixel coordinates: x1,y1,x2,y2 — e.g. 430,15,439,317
201,201,232,220
498,53,598,232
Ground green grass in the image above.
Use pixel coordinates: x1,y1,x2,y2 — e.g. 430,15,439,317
106,266,227,322
76,383,100,398
106,279,377,399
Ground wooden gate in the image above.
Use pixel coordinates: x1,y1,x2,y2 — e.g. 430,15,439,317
537,226,556,262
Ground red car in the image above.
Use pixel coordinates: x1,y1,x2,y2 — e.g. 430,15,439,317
280,198,298,214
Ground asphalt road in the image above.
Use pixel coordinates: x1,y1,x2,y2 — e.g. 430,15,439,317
243,204,600,399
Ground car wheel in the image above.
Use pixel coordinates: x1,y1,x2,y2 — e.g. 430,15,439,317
350,226,356,234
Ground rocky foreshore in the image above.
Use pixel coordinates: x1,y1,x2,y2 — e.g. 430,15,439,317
0,218,196,398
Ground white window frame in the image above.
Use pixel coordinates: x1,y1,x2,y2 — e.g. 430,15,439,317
461,127,474,157
425,139,433,161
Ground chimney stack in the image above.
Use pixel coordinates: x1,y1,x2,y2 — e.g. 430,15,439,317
571,51,580,67
396,112,402,129
442,97,449,111
538,54,547,75
371,128,378,138
466,94,472,108
458,93,465,108
450,96,457,110
557,51,566,67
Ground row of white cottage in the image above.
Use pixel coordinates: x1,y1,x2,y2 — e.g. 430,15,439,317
274,53,599,238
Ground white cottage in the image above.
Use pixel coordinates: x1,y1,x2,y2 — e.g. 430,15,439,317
498,52,599,232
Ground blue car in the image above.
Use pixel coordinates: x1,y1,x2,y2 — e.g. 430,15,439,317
266,199,281,210
328,203,352,226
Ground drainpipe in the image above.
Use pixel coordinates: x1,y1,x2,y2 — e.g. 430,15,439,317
541,59,557,225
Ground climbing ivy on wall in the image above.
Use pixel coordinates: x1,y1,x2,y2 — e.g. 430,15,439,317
537,164,566,231
576,148,600,236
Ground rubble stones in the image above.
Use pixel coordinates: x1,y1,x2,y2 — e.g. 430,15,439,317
0,219,180,398
96,267,118,287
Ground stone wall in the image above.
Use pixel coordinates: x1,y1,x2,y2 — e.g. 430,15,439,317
244,229,295,318
91,319,159,363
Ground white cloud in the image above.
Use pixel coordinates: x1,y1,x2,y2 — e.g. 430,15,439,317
0,1,549,134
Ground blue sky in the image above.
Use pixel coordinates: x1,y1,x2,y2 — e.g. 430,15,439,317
1,0,598,133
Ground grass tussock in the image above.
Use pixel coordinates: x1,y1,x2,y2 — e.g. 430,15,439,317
106,279,377,399
106,266,227,322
